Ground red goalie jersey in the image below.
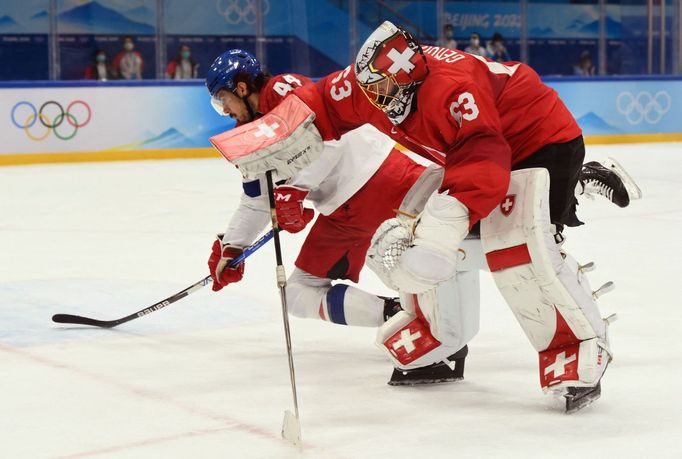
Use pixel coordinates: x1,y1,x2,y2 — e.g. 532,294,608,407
294,48,582,225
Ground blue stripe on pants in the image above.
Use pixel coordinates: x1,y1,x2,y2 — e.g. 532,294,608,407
326,284,349,325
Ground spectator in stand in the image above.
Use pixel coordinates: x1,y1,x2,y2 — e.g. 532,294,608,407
574,50,596,76
84,49,115,81
435,23,457,50
167,45,199,79
113,36,143,80
487,32,510,62
464,32,487,57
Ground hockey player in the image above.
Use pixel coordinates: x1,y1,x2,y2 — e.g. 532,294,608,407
205,49,473,383
205,49,421,327
209,24,640,409
302,21,627,410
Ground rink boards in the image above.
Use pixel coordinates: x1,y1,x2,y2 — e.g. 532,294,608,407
1,76,681,165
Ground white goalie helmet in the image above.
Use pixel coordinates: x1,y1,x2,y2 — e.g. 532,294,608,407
355,21,429,124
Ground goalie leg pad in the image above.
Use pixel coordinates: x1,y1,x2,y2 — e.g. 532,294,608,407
379,310,442,368
540,336,610,392
480,168,612,389
376,270,480,370
417,270,480,350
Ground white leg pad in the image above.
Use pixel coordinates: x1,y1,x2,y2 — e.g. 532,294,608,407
540,336,611,391
480,168,612,389
458,236,487,272
376,270,480,370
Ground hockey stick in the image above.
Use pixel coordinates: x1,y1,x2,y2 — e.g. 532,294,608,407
51,229,276,328
265,170,302,448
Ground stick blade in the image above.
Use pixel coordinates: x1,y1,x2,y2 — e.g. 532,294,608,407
52,314,114,328
281,410,302,448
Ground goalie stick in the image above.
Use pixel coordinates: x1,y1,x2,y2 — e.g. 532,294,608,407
51,229,276,328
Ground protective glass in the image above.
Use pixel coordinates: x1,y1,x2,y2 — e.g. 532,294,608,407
210,93,231,116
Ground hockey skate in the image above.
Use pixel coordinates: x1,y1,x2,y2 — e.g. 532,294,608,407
579,157,642,207
564,382,602,414
388,345,468,386
544,343,610,413
381,297,403,322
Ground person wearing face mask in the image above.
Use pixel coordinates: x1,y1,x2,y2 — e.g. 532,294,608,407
464,32,487,57
435,23,457,50
113,36,143,80
167,45,199,79
487,32,511,63
84,49,115,81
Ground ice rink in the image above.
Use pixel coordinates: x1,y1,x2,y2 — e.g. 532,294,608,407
2,142,681,458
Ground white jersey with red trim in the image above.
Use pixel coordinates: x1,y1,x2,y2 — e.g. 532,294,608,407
221,73,395,248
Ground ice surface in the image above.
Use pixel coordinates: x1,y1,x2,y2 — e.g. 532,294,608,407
1,143,681,458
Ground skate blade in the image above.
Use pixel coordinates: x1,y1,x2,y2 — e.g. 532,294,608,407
606,157,642,200
388,375,464,387
564,384,602,414
281,410,302,447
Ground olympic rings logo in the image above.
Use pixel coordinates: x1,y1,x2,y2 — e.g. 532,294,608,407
216,0,270,25
616,91,671,125
10,100,92,141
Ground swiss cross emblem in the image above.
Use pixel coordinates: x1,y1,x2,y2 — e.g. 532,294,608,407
543,351,577,378
500,194,516,216
383,319,441,365
253,121,280,138
392,329,422,354
372,35,420,86
385,47,416,75
539,342,581,388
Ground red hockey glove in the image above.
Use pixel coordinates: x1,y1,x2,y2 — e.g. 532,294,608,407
273,185,314,233
208,236,245,292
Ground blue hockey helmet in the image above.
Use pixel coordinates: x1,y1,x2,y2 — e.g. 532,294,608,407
205,49,262,97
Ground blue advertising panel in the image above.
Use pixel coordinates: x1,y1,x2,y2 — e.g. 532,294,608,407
443,2,520,39
546,77,682,137
0,0,49,80
164,0,353,77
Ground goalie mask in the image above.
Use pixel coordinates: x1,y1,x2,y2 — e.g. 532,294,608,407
355,21,428,125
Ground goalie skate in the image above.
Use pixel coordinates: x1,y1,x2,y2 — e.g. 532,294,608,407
388,345,468,386
564,382,602,414
581,157,642,207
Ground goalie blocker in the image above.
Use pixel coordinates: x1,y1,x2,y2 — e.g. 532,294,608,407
210,95,324,181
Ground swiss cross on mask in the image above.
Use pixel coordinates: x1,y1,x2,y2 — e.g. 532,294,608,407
500,194,516,216
373,36,419,85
